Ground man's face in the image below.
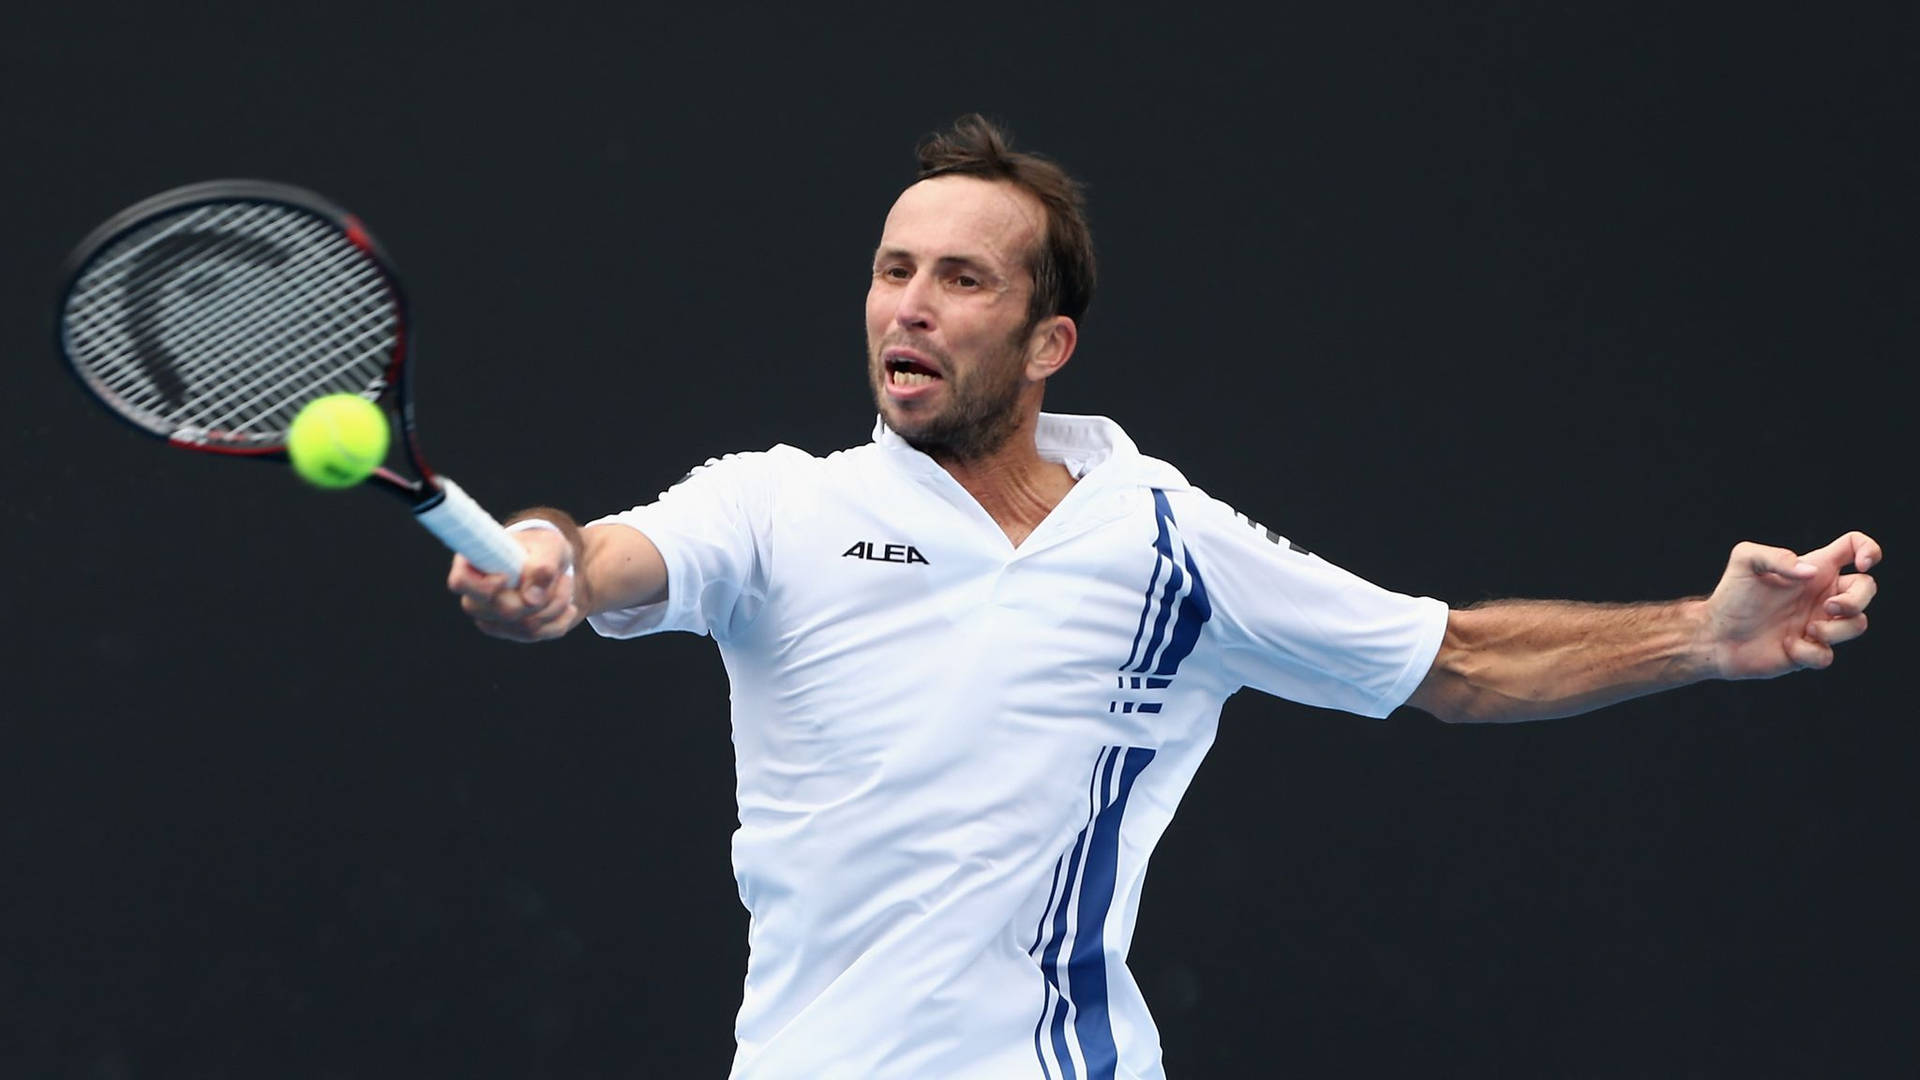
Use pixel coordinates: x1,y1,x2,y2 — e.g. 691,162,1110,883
866,175,1044,462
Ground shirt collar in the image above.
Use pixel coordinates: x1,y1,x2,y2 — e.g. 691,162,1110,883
870,412,1138,478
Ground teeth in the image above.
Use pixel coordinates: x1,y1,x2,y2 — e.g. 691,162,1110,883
890,369,935,386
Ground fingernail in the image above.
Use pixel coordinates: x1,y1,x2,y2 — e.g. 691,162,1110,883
1794,561,1818,575
1826,601,1841,614
526,588,547,605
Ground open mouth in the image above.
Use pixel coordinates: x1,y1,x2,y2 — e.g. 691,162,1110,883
884,351,942,388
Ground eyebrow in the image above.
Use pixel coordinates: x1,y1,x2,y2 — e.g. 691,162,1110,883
872,247,1005,279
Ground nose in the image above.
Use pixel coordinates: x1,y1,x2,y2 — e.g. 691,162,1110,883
893,271,935,332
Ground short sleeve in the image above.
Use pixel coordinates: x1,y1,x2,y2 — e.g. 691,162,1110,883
1169,489,1448,718
585,448,798,641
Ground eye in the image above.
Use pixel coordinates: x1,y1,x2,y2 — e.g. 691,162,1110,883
952,274,980,289
877,264,911,281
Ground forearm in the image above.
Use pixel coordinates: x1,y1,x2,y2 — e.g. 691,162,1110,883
507,507,668,616
1412,598,1717,723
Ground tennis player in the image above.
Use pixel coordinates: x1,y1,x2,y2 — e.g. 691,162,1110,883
447,115,1881,1079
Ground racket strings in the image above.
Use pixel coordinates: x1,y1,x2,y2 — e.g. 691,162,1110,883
75,205,395,436
68,203,301,405
72,203,390,399
99,237,339,420
63,201,399,447
183,255,389,431
64,205,260,406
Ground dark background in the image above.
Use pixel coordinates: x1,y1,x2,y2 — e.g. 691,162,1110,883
3,3,1911,1076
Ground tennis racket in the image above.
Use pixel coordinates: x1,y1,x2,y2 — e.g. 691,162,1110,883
56,179,526,583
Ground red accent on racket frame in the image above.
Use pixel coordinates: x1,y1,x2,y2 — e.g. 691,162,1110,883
343,217,373,252
167,437,285,456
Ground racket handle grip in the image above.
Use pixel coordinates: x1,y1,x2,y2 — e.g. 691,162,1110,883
414,476,527,585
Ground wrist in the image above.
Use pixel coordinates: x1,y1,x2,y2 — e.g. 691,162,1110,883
505,517,577,578
1675,597,1721,682
506,517,565,538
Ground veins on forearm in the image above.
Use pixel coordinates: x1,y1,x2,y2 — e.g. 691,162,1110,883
1441,597,1711,722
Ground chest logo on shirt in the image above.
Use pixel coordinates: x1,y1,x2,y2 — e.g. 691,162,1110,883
842,540,930,565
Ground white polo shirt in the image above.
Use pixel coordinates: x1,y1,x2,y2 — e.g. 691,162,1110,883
588,413,1447,1079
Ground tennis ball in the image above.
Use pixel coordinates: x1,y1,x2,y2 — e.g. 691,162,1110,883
286,394,389,489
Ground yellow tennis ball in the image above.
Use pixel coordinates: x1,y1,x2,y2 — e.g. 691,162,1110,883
286,394,390,489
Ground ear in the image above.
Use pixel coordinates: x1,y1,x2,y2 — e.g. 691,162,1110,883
1023,315,1078,382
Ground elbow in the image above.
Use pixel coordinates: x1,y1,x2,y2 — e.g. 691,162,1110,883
1407,609,1539,724
1407,625,1486,723
1406,667,1482,724
1419,690,1486,725
1414,687,1532,725
1407,651,1532,724
1421,682,1555,725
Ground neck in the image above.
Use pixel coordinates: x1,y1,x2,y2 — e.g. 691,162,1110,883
930,410,1076,547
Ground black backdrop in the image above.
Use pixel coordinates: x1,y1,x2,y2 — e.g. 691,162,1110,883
3,3,1911,1076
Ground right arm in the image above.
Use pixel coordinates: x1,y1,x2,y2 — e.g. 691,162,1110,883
446,506,668,642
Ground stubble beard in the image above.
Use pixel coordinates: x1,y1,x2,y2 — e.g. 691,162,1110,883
868,332,1030,464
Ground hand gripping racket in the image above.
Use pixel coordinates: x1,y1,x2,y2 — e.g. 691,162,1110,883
56,179,526,583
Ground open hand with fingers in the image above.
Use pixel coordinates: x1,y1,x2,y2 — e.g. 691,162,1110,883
1701,531,1882,679
448,525,582,642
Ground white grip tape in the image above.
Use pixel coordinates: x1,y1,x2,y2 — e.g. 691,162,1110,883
414,476,527,584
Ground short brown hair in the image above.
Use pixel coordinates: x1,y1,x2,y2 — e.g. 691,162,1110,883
914,114,1096,330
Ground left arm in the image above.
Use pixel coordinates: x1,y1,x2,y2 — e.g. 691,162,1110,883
1407,532,1882,723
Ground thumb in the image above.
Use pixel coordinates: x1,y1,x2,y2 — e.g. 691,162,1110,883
522,560,555,606
1738,541,1817,580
